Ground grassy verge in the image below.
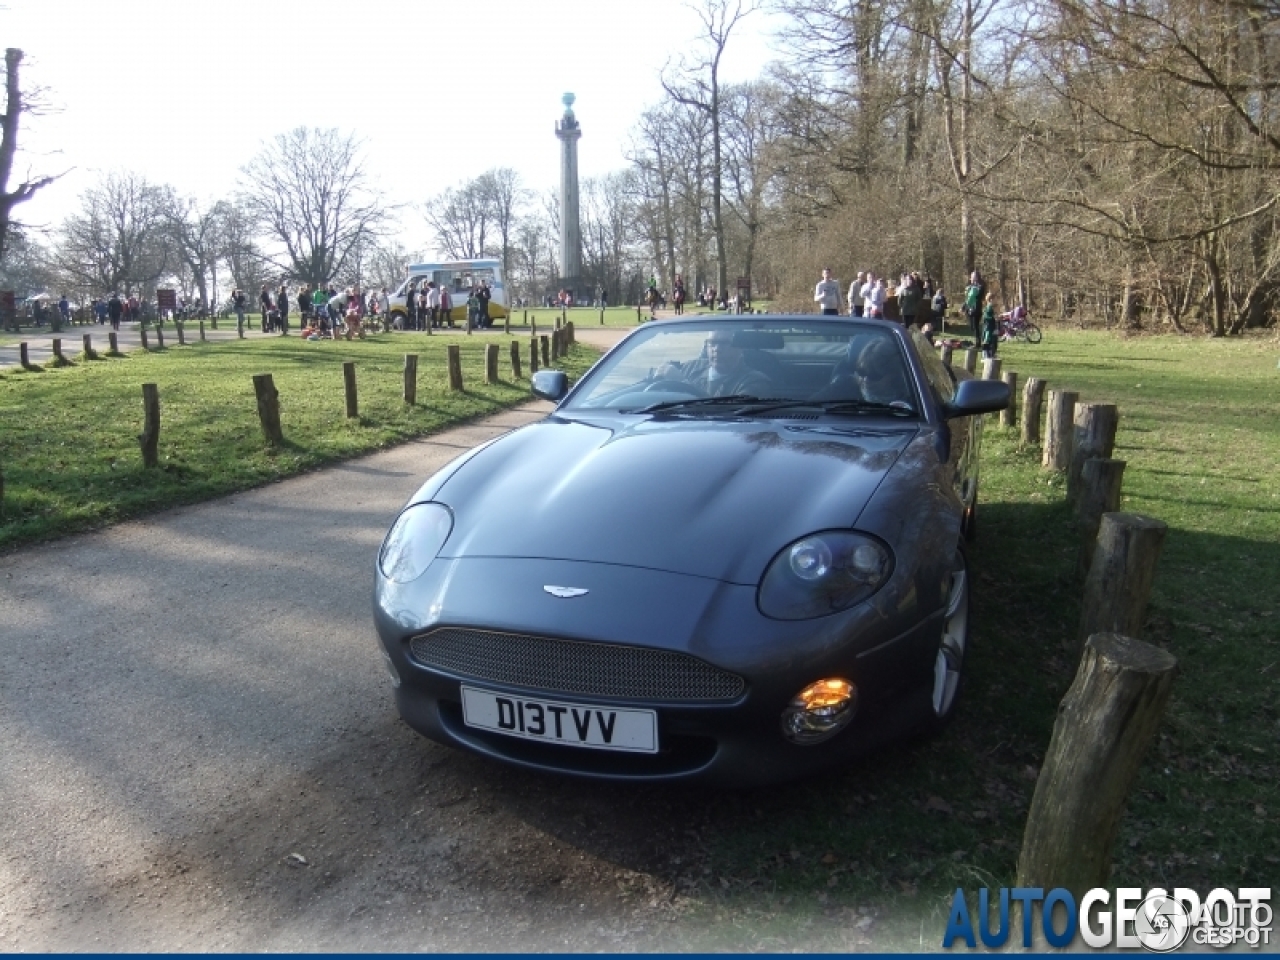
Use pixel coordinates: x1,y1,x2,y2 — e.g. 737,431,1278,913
640,328,1280,949
0,331,596,550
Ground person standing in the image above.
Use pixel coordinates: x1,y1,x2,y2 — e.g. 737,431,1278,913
897,273,921,328
107,293,124,331
980,292,999,359
232,288,247,334
476,280,492,328
847,272,866,316
426,281,441,329
277,282,290,334
931,287,948,329
866,277,887,318
814,268,841,315
672,276,686,315
964,270,987,333
258,284,273,332
439,284,453,328
311,285,328,333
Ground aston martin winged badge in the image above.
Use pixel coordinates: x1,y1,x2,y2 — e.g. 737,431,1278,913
543,585,589,598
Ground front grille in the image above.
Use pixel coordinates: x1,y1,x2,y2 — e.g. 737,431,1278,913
409,628,744,702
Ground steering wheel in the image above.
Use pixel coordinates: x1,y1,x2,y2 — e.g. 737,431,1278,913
643,379,704,396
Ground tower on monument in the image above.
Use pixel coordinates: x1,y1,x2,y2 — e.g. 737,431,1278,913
555,92,583,299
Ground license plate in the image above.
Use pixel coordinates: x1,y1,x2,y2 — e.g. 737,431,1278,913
460,686,658,754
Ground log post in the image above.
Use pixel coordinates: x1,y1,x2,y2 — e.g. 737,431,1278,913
343,361,358,418
999,370,1018,428
485,343,499,384
539,334,550,368
600,306,605,325
529,336,539,374
447,345,463,390
1016,633,1177,898
550,328,560,361
1076,459,1127,577
531,317,537,337
636,303,642,323
510,340,522,380
940,343,954,367
82,333,94,357
19,342,29,367
981,356,1002,381
140,328,150,351
1078,512,1166,654
1067,403,1120,503
237,316,245,339
1042,389,1078,470
962,348,977,373
523,309,528,326
52,338,64,361
1022,377,1046,447
566,321,575,345
155,325,165,349
176,322,185,346
403,354,418,405
252,374,284,446
211,315,218,330
139,383,160,468
199,320,206,342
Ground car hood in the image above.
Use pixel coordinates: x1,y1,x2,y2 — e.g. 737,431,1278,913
433,414,916,584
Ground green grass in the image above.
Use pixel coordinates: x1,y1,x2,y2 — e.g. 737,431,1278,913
0,331,596,549
627,328,1280,949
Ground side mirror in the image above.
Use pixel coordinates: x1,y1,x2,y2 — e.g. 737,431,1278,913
942,378,1010,419
531,369,569,402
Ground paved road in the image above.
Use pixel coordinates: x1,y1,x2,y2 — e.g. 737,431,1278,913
1,324,883,951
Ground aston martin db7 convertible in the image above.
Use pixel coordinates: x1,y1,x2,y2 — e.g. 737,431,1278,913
373,315,1010,785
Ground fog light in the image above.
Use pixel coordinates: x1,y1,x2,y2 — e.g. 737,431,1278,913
781,678,857,743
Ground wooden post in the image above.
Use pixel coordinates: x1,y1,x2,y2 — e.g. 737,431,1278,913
52,338,64,361
566,321,575,345
1078,512,1167,652
1022,377,1046,447
211,315,218,330
550,328,560,361
1000,370,1018,428
1076,459,1127,577
962,348,977,373
19,342,29,367
140,328,149,351
1016,633,1177,897
237,316,245,339
981,356,1002,380
139,383,160,468
485,343,499,384
252,373,284,446
404,354,418,405
1067,403,1120,503
176,322,186,346
940,343,953,367
529,336,539,373
199,320,206,342
1042,389,1078,470
82,333,93,356
539,334,550,368
600,306,605,325
343,361,358,418
155,325,165,349
447,345,463,390
531,316,537,337
503,313,510,336
523,309,528,326
636,303,642,323
510,340,522,380
560,306,566,327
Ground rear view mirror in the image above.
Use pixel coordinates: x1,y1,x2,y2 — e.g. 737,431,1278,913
942,378,1009,419
531,370,569,402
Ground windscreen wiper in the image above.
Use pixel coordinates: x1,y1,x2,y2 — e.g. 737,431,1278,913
620,394,771,414
733,398,917,417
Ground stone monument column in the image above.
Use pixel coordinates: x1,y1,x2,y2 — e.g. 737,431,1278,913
555,93,583,299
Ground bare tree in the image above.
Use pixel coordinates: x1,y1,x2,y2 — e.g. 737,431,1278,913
0,49,59,265
475,168,529,285
160,192,227,311
424,180,491,260
54,171,170,296
663,0,758,301
240,127,385,288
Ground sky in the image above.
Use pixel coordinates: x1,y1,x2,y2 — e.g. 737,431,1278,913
5,0,785,257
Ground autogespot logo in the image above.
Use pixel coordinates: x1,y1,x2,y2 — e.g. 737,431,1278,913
942,886,1272,951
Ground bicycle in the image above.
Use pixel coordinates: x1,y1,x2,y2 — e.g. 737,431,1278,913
998,309,1042,343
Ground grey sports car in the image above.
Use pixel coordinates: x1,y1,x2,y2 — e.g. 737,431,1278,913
372,315,1009,785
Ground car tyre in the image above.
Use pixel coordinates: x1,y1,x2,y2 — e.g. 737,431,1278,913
926,545,970,731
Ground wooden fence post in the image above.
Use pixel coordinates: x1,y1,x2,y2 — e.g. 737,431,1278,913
636,303,642,323
252,373,284,447
211,315,218,330
199,320,206,342
176,322,185,346
1077,512,1167,653
1076,458,1127,577
981,356,1002,380
485,343,499,384
1022,377,1046,447
447,345,463,390
560,306,566,328
1000,370,1018,428
523,309,528,326
1016,633,1177,898
139,383,160,468
566,321,575,345
52,338,64,362
510,340,522,380
600,306,605,325
19,342,29,367
155,325,165,349
504,313,510,336
962,348,977,373
550,328,561,361
1067,403,1119,504
404,354,418,405
140,328,150,351
1043,389,1078,470
343,361,358,418
539,334,550,367
529,336,539,374
940,343,954,367
531,317,537,337
82,333,97,359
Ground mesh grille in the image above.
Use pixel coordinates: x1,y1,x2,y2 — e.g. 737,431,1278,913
409,628,744,702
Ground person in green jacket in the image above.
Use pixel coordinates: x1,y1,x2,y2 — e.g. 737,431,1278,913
980,293,999,359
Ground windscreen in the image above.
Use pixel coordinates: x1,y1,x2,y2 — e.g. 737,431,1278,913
568,320,919,414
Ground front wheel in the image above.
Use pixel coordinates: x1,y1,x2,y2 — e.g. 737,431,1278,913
928,547,970,727
1024,323,1043,344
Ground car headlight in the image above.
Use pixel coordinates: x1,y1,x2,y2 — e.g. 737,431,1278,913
758,531,893,620
378,503,453,583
